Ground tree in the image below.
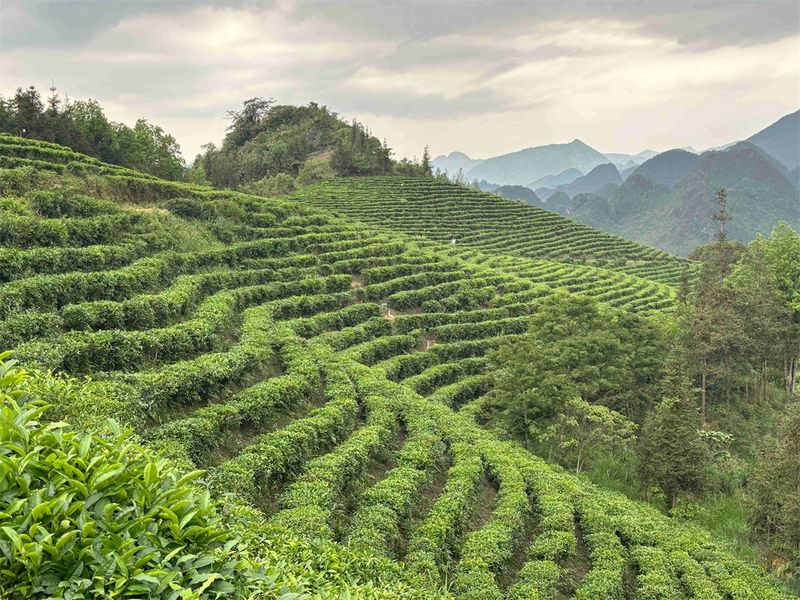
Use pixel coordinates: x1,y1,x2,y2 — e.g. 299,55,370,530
681,228,747,424
638,397,709,508
727,238,793,402
540,398,636,474
115,119,183,180
488,336,576,448
0,85,185,180
12,86,45,138
677,265,691,304
0,97,16,133
66,99,119,162
421,145,433,177
224,97,274,149
488,293,667,448
748,401,800,575
733,223,800,395
711,187,732,242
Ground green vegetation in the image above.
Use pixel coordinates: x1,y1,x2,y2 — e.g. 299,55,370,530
293,176,692,287
0,134,795,598
0,88,436,189
0,86,184,180
191,98,433,190
0,353,248,598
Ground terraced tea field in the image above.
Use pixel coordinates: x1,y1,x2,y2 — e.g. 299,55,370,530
293,176,693,287
0,135,790,598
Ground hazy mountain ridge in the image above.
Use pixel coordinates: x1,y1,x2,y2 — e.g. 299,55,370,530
553,142,800,255
745,109,799,171
431,151,484,177
630,149,701,187
603,149,658,170
492,184,542,206
529,167,584,190
552,163,623,198
465,139,609,186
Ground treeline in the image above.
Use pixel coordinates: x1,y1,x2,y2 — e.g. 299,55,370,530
487,201,800,582
188,98,433,194
0,88,435,192
0,86,184,180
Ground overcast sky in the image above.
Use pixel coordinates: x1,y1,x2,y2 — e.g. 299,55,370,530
2,0,799,162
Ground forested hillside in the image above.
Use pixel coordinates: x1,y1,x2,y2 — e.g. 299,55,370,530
188,98,435,192
0,135,797,598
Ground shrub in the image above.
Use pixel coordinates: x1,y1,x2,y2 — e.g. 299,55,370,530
241,173,296,197
0,352,248,599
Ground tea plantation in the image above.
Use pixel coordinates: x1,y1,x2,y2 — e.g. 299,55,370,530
0,134,791,598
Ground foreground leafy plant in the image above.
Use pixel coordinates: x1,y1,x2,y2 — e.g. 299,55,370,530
0,352,248,599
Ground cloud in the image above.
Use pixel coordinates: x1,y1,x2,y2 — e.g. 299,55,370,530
0,0,798,160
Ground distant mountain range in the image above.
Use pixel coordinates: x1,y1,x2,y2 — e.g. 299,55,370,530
553,163,623,198
430,151,484,178
603,150,658,171
433,139,611,185
529,168,583,190
469,139,608,186
437,110,799,256
515,142,799,255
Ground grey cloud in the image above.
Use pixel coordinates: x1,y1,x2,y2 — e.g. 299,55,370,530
0,0,277,50
322,87,514,120
291,0,799,49
3,0,797,53
1,0,797,160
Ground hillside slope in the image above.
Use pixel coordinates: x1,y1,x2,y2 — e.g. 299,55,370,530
0,135,791,599
294,176,691,287
630,149,701,187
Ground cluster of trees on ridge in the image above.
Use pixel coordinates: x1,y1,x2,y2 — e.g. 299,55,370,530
188,97,433,194
0,86,184,180
486,194,800,581
0,85,435,191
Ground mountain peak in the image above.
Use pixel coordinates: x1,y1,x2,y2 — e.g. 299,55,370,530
466,139,608,186
630,149,701,187
745,109,800,171
431,151,485,177
555,162,622,198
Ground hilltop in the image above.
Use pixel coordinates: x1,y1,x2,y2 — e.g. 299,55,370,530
746,109,800,172
1,134,794,598
551,163,623,198
629,149,701,187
